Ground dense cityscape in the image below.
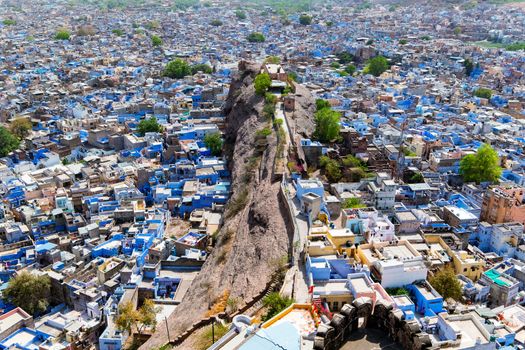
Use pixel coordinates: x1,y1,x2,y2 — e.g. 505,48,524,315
1,0,525,349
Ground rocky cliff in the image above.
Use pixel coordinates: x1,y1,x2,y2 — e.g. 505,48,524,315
139,61,293,349
288,82,317,139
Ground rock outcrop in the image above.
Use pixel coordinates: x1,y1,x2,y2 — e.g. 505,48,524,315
287,82,316,138
139,61,292,349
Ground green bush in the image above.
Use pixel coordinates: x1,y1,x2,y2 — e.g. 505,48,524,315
151,35,162,47
247,32,265,43
473,87,492,99
112,28,124,36
2,19,16,26
210,19,223,26
191,64,213,74
262,292,293,321
235,10,247,20
54,29,71,40
299,14,312,25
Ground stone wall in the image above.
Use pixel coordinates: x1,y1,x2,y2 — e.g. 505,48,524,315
313,297,434,350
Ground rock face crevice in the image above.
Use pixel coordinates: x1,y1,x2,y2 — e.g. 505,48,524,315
139,62,292,350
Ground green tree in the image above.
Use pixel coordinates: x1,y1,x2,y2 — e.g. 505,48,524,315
299,14,312,25
254,73,271,96
315,99,331,111
429,268,462,301
235,10,247,20
10,117,32,140
204,132,223,156
3,272,51,316
262,292,293,321
344,64,356,75
343,197,366,209
3,19,16,26
191,64,213,75
112,28,124,36
313,108,340,143
399,39,408,45
474,88,492,99
210,19,223,26
365,56,389,77
459,143,502,184
408,172,424,184
386,287,409,296
115,299,159,338
464,58,474,76
247,32,265,43
136,117,163,136
151,35,162,47
163,59,192,79
0,126,20,157
54,29,71,40
336,51,354,64
454,26,462,35
323,158,342,183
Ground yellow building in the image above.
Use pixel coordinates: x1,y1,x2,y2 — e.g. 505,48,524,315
307,228,355,257
425,234,485,281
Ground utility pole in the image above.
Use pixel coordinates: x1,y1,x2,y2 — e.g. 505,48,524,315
212,317,215,343
165,316,171,343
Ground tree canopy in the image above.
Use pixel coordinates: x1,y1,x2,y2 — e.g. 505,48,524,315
313,106,340,143
319,156,342,183
112,28,124,36
151,35,162,47
164,59,192,79
204,132,223,156
464,58,474,76
3,272,51,316
365,55,389,77
191,64,213,75
115,299,159,337
299,14,312,25
343,197,366,209
474,87,492,99
0,126,20,157
235,10,247,20
247,32,265,43
2,19,16,26
262,292,293,321
429,268,462,301
210,19,223,26
315,99,331,111
54,29,71,40
254,73,272,96
10,118,32,140
459,143,501,184
137,117,163,136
